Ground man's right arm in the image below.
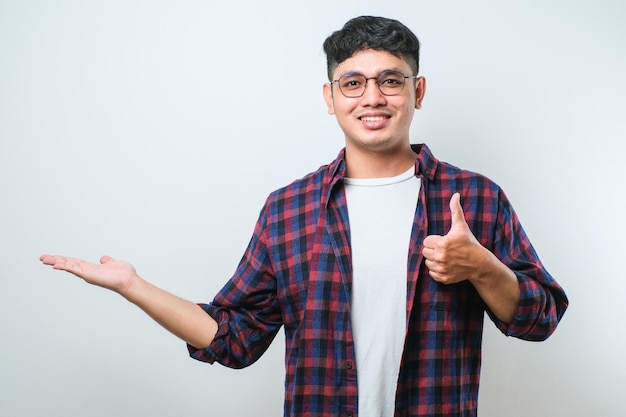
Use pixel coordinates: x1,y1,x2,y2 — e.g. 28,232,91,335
39,254,217,350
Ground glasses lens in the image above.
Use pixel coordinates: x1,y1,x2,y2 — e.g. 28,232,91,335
338,74,366,98
377,71,406,96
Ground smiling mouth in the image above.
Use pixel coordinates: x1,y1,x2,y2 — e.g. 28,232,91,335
359,116,389,122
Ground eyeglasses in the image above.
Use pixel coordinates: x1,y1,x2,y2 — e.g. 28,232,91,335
330,70,419,98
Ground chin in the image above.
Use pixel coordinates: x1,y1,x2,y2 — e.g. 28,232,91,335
358,136,402,152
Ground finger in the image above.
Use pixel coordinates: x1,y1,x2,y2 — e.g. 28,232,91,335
425,260,445,282
449,192,468,231
422,246,435,260
39,254,54,264
422,234,442,250
54,257,82,273
100,255,114,264
40,255,85,275
39,254,68,268
424,258,439,272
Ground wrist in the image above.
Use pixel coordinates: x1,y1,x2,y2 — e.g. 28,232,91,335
119,273,145,302
468,246,500,288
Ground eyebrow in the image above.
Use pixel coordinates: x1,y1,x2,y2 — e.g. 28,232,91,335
336,68,405,79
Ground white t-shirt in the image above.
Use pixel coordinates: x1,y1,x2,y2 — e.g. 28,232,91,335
344,167,421,417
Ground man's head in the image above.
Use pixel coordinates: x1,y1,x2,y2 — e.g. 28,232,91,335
321,16,426,168
323,16,421,82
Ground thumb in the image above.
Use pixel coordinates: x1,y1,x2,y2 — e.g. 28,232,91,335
449,193,468,231
100,255,115,264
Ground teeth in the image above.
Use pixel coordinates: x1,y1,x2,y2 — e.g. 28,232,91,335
361,116,386,122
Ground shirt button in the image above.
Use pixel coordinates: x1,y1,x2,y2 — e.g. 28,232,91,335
346,361,353,369
346,412,353,417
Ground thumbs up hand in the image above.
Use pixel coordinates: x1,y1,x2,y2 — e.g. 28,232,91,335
422,193,488,285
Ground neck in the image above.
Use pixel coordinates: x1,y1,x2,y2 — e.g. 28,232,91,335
345,144,417,179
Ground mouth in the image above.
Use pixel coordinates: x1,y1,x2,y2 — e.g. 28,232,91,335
358,114,391,130
359,116,389,122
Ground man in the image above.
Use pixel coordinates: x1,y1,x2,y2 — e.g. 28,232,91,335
40,16,568,417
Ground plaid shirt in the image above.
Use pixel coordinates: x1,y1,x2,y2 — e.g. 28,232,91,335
189,144,568,417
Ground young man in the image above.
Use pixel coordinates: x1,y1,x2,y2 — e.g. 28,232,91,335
40,16,568,417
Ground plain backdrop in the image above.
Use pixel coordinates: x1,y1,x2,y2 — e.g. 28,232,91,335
1,1,625,416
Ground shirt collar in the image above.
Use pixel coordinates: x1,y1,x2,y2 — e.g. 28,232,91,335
410,143,438,181
328,143,439,182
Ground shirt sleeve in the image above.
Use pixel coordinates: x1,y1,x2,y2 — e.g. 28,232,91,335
187,203,283,368
488,188,568,340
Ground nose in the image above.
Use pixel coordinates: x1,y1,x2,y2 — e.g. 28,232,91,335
360,77,387,106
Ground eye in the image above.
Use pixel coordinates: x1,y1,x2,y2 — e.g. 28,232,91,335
381,78,402,85
339,75,365,91
379,71,404,86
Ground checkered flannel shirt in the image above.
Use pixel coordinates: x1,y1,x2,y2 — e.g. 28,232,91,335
188,143,568,417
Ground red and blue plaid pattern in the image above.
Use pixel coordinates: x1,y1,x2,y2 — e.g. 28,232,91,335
189,144,568,417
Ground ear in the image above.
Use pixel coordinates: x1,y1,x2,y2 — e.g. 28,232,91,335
414,76,427,110
323,83,335,115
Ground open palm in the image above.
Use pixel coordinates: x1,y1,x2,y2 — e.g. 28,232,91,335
39,255,138,294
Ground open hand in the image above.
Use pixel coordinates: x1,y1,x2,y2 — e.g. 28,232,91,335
39,254,138,294
422,193,487,285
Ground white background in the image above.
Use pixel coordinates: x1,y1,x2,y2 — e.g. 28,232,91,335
1,1,625,416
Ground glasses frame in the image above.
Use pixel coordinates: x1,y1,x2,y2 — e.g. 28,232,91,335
330,70,420,98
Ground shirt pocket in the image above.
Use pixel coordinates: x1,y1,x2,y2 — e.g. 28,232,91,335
426,282,464,343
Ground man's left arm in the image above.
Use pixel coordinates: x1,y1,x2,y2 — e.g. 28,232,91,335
422,192,521,323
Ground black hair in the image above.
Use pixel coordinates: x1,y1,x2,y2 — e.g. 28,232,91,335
323,16,421,81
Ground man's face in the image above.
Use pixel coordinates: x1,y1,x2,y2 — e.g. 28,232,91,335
323,49,426,155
